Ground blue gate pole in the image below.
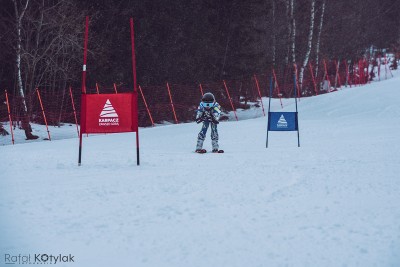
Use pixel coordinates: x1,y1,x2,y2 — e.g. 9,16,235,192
294,65,300,147
266,73,274,148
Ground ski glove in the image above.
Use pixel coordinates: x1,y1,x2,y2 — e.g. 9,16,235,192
196,117,204,124
211,114,219,124
196,110,219,124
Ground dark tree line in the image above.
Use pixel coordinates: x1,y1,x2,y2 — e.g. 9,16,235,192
0,0,399,138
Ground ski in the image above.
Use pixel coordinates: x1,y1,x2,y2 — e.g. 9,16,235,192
194,149,224,154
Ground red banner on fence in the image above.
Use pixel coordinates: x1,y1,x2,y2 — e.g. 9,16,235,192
80,92,138,134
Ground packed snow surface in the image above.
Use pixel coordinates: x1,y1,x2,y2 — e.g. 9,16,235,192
1,71,400,267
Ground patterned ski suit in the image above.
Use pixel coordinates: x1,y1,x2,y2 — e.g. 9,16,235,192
195,102,221,150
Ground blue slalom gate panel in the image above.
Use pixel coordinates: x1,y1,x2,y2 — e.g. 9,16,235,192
268,112,298,131
266,70,300,147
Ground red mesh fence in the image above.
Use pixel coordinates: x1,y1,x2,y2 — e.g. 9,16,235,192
0,58,385,138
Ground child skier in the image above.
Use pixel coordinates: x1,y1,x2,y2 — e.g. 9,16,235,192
195,92,224,153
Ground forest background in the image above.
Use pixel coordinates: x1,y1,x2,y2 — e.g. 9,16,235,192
0,0,399,137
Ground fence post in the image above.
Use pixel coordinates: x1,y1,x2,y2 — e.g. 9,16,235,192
223,80,238,121
69,86,79,137
199,83,204,96
36,89,51,141
308,62,318,95
138,85,155,127
166,82,179,124
253,75,265,116
358,60,363,85
5,90,15,145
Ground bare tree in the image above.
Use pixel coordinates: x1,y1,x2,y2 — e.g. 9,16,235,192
284,0,291,65
11,0,39,139
290,0,296,65
4,0,86,138
314,0,326,78
271,0,276,66
299,0,316,88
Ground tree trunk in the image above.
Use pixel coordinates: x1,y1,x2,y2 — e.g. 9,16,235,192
220,1,235,78
290,0,296,65
299,0,316,89
271,0,276,66
12,0,38,140
314,0,326,79
284,0,291,65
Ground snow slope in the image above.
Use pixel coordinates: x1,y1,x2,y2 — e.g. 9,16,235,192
1,71,400,267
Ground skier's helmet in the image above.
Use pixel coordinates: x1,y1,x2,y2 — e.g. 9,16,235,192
201,92,215,109
202,92,215,103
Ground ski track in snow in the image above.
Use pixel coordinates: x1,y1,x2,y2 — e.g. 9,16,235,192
1,71,400,266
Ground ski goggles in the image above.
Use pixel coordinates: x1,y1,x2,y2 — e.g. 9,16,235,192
202,102,214,108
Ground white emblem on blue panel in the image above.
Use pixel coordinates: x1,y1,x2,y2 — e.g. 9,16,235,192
277,115,288,128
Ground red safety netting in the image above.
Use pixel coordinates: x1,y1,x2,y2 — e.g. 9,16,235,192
0,57,389,141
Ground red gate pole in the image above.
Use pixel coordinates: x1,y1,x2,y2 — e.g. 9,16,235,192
36,89,51,141
82,16,89,94
5,90,15,145
166,82,179,124
138,85,154,127
130,19,137,93
130,18,140,165
223,80,238,121
113,83,118,94
199,83,204,96
69,86,79,137
79,16,89,165
253,74,265,116
309,62,318,95
358,60,363,85
95,82,100,94
272,68,283,108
